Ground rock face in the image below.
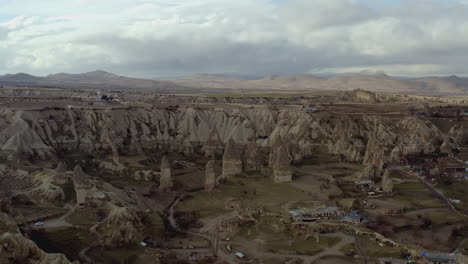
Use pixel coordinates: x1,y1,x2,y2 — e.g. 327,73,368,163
344,89,378,103
0,232,77,264
272,145,293,183
449,124,465,145
205,160,216,191
382,169,394,193
0,116,55,161
222,138,243,179
159,155,172,192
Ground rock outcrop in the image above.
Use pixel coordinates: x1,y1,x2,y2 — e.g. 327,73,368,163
449,124,464,145
93,207,145,248
159,155,172,192
222,138,243,179
205,160,216,191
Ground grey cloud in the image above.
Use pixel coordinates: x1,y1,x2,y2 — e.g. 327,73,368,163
1,0,468,77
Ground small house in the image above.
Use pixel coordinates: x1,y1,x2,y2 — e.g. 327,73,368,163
422,251,457,264
378,258,409,264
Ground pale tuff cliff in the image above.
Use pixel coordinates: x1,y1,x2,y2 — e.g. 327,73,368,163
0,107,459,171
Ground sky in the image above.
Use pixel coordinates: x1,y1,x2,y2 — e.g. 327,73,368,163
1,0,468,78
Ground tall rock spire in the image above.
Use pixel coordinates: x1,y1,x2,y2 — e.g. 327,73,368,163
272,145,293,183
222,138,242,179
205,160,216,191
159,155,173,192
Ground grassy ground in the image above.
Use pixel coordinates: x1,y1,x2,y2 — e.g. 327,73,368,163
436,178,468,212
32,227,92,261
177,177,310,218
88,245,146,264
147,212,165,238
119,155,149,169
234,215,341,255
406,209,466,226
340,235,403,259
312,255,360,264
66,208,102,228
385,182,445,210
267,236,341,255
178,91,335,99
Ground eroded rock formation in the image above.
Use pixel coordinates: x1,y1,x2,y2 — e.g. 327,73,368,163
382,169,394,193
272,145,293,183
93,207,145,248
222,138,243,179
159,155,172,192
73,164,93,206
205,160,216,191
0,107,459,174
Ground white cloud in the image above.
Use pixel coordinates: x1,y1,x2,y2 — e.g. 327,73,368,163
0,0,468,77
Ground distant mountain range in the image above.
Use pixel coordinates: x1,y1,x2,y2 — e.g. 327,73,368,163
2,70,468,95
0,70,183,92
172,73,468,95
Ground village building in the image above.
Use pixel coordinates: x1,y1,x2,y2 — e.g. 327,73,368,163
421,251,457,264
289,206,345,226
340,210,367,224
356,180,375,191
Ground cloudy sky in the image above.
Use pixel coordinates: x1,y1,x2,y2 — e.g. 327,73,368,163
1,0,468,78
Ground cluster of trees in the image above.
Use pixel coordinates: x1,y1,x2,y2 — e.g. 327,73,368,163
101,95,115,101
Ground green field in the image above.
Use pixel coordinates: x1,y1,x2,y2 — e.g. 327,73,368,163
179,91,334,99
33,227,92,261
340,235,403,259
237,215,341,255
177,177,310,218
66,208,102,228
88,245,146,264
389,182,445,210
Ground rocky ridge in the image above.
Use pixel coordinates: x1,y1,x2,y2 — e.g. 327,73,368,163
0,107,459,180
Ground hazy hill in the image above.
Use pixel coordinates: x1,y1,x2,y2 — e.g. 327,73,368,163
2,70,468,95
0,70,184,91
171,73,468,95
